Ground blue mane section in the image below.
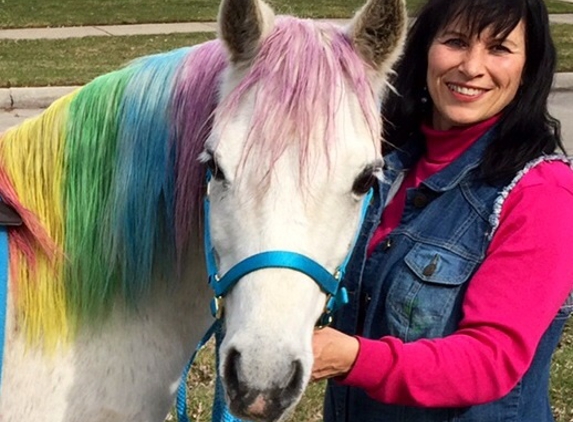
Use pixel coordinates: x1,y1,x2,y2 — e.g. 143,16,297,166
110,47,192,299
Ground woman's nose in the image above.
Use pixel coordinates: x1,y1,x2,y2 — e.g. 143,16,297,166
458,46,486,78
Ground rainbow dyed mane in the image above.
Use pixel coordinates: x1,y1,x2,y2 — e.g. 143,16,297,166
0,41,227,343
0,17,379,344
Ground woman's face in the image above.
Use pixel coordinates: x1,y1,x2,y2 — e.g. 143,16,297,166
426,19,526,130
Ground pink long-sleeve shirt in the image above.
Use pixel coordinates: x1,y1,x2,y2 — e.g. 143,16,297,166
343,118,573,407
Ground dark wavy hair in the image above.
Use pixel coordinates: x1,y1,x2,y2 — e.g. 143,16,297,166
382,0,565,182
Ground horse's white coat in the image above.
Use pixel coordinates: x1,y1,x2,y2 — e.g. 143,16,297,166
1,249,213,421
0,0,405,419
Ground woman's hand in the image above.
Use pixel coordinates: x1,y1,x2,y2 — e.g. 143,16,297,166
311,327,360,382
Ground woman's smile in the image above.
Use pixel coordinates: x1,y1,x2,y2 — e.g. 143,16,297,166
446,83,488,99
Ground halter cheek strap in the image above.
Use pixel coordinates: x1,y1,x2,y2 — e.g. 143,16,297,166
203,172,373,326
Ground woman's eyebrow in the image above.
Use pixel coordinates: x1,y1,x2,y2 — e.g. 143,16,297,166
439,29,467,37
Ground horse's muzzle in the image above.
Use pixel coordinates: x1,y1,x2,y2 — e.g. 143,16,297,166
224,348,304,422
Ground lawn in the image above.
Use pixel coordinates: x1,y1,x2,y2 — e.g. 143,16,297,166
0,33,216,88
0,0,572,29
547,0,573,13
552,319,573,422
554,24,573,71
0,0,391,29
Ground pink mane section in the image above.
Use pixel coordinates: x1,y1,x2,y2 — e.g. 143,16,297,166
172,41,228,255
0,168,58,274
216,16,381,178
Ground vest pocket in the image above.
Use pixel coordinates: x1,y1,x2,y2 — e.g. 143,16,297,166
386,243,478,341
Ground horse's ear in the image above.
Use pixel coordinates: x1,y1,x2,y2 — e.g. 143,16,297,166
348,0,407,75
218,0,276,65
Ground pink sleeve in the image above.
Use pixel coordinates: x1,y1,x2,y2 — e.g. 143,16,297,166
340,162,573,407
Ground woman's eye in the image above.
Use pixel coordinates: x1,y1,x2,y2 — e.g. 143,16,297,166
352,169,378,196
206,158,226,181
491,44,511,54
444,38,467,48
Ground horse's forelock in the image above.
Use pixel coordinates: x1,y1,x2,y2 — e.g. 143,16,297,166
216,17,381,182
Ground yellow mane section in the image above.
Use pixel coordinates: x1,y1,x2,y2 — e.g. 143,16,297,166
1,92,78,345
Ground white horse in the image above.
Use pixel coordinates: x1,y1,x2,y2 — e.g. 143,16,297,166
0,0,406,420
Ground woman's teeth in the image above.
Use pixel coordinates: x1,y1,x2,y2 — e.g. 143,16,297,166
447,84,484,97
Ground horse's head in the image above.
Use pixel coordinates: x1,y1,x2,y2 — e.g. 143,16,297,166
205,0,406,419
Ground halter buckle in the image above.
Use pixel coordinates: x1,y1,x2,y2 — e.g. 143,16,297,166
210,296,225,319
334,268,342,281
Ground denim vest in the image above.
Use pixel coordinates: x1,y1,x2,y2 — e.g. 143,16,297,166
323,129,573,422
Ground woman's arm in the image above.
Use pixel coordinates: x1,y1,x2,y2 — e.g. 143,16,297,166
312,162,573,407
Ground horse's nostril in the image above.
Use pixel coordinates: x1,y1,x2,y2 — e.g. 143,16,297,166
283,359,304,403
224,348,241,401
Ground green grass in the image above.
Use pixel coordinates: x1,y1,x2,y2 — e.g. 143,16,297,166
547,0,573,14
1,23,572,88
0,33,216,88
404,0,573,15
180,320,573,422
551,320,573,422
554,24,573,72
0,0,569,30
0,0,385,29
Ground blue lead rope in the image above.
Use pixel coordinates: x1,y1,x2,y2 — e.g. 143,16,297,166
176,320,245,422
176,321,220,422
0,227,8,393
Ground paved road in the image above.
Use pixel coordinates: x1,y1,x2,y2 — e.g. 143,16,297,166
0,108,43,133
2,92,573,152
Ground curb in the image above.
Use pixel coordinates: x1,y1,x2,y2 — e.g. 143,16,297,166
2,73,573,110
0,86,80,110
554,72,573,92
0,15,571,40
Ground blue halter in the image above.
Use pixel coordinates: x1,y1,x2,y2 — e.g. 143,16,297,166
203,172,373,326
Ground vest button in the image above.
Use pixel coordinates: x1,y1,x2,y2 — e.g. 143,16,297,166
413,193,429,208
423,262,437,276
383,238,393,250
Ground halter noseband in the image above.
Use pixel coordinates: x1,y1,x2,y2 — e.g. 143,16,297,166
203,172,373,327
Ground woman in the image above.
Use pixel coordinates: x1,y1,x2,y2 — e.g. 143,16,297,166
312,0,573,421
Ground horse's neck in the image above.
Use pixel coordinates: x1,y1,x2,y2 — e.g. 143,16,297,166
1,242,213,422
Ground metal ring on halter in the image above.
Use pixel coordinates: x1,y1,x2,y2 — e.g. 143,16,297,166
315,294,334,329
206,177,211,198
210,296,225,320
334,269,342,281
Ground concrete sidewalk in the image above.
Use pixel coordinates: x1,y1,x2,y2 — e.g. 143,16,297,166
0,14,572,40
0,19,346,40
1,15,573,109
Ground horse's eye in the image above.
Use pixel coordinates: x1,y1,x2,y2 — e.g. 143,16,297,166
206,158,226,182
352,168,379,195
